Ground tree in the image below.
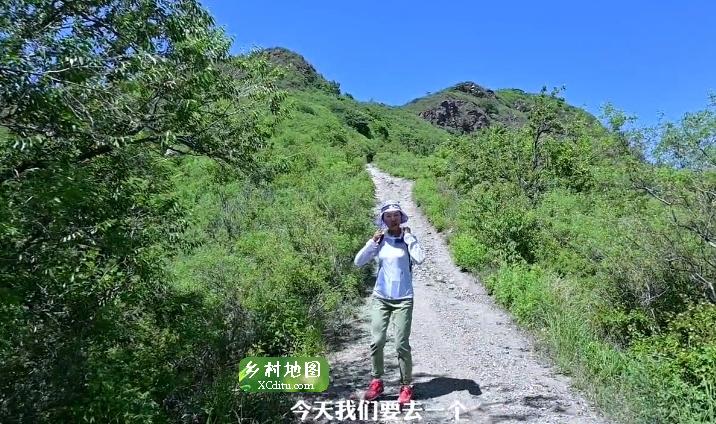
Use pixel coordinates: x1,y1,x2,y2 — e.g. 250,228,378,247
523,86,566,201
0,0,283,420
528,86,566,172
628,98,716,303
1,0,284,179
653,94,716,171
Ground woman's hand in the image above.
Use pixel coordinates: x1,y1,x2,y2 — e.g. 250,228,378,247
372,228,385,242
401,227,411,238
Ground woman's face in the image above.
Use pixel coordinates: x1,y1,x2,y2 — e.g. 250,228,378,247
383,210,402,228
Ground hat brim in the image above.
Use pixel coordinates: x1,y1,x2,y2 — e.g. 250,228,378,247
376,210,409,226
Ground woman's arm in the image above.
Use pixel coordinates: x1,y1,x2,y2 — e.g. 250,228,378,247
354,238,380,267
404,231,425,265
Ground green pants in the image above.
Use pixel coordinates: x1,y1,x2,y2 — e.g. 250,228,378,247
369,294,414,385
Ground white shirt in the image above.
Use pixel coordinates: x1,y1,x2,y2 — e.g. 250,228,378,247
353,230,426,299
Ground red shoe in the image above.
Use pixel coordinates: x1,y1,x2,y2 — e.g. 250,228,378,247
398,384,414,405
363,378,384,401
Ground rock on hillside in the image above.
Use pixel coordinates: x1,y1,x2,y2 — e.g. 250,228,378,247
404,81,596,134
261,47,340,94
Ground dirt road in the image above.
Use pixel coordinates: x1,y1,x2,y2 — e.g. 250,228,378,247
292,164,609,423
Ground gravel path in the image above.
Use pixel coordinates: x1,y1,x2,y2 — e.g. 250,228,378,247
293,164,609,424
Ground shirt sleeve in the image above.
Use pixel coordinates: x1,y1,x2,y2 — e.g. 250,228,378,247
354,238,380,267
404,232,426,265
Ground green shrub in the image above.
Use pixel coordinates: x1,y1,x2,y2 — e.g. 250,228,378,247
413,177,458,232
626,303,716,423
450,233,490,271
457,181,539,264
484,263,554,325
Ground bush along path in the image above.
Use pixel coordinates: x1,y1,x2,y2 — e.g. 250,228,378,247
293,164,609,423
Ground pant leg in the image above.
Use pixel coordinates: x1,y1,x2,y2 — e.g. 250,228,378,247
369,295,393,379
392,297,414,385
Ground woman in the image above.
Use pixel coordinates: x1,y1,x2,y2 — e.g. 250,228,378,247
353,200,426,405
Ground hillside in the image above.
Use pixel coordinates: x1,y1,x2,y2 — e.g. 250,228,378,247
1,5,714,423
262,47,716,424
261,47,599,135
263,46,341,95
404,81,599,134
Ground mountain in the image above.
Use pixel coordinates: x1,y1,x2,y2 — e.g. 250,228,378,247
261,47,340,94
403,81,598,134
260,48,598,136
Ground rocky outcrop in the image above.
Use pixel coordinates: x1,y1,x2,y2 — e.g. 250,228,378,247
262,47,339,94
453,81,496,99
418,99,490,134
512,99,530,112
263,47,321,85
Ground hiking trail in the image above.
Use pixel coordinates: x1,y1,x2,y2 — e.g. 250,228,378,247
294,164,609,424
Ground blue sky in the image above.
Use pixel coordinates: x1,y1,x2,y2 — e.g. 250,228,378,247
201,1,715,128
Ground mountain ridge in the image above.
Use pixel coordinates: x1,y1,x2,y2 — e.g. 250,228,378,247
261,47,598,134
